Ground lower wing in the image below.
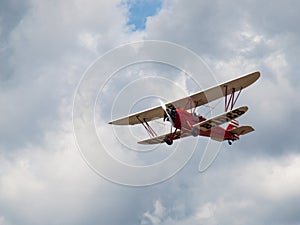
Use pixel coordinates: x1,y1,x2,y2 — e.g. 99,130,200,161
138,106,250,145
138,130,192,145
192,106,248,132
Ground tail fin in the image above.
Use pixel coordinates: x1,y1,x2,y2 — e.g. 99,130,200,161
226,120,239,131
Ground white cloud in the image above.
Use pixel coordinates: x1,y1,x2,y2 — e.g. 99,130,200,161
0,0,139,150
241,154,300,200
195,202,216,220
141,200,166,225
0,0,147,224
137,153,300,225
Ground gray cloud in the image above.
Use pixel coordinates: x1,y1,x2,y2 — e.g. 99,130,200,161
0,0,131,151
147,0,300,155
0,0,29,82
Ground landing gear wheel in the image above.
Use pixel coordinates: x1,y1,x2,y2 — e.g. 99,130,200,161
228,140,232,145
191,127,199,137
164,136,173,145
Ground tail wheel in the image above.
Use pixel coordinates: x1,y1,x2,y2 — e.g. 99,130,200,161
164,136,173,145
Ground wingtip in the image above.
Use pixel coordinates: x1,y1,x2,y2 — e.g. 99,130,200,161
251,71,261,81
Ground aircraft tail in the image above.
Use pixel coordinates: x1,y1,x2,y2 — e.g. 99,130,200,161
226,119,239,131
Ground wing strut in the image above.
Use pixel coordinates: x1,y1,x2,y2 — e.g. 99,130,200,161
225,86,243,111
136,116,157,138
182,97,199,114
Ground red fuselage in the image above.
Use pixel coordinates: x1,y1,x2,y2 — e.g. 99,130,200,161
173,109,238,142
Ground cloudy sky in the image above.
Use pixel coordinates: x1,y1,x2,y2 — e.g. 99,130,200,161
1,0,300,224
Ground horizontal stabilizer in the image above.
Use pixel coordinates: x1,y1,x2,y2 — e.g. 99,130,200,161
230,126,254,135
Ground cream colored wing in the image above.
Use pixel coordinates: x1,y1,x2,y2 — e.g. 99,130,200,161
108,71,259,125
171,71,259,110
138,130,192,145
193,106,248,132
108,105,164,125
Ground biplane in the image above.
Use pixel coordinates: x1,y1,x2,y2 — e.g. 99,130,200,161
108,71,260,145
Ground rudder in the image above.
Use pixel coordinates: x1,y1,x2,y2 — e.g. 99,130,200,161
226,119,239,131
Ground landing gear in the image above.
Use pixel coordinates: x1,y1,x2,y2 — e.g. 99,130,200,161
228,140,232,145
164,136,173,145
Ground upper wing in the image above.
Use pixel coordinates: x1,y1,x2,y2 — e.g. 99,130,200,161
170,71,259,110
138,130,192,145
108,71,260,125
108,105,164,125
193,106,248,131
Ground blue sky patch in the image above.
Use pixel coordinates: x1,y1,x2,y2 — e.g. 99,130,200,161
126,0,162,31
